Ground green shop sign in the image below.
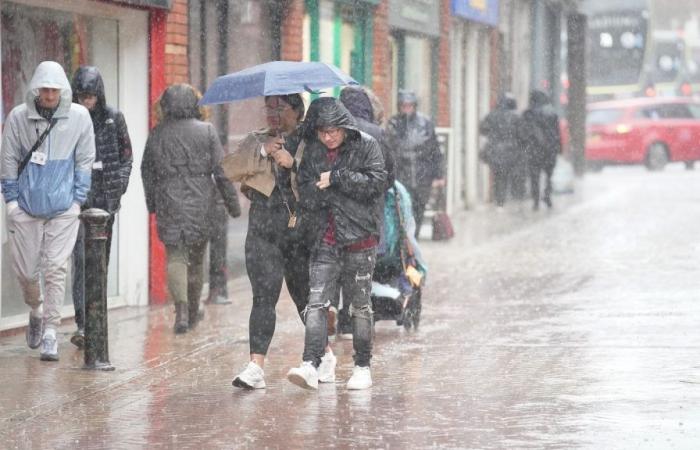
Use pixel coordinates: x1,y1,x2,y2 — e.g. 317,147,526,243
389,0,441,37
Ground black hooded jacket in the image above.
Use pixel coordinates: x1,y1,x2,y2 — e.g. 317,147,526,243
298,98,386,247
72,66,132,213
519,90,562,167
141,84,240,246
339,86,395,188
387,108,443,189
479,94,521,167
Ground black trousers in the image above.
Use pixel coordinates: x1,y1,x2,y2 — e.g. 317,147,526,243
302,243,376,368
529,163,555,209
406,183,432,239
245,202,309,355
208,203,228,296
492,164,510,207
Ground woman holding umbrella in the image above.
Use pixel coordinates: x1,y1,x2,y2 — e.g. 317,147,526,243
225,94,324,389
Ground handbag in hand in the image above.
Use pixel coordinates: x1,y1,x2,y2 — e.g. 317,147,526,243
431,186,454,241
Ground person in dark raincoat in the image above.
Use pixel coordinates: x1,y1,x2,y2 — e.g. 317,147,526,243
141,84,240,334
286,97,386,391
520,90,562,210
387,90,444,238
69,66,133,348
330,86,394,338
479,93,520,208
224,94,310,390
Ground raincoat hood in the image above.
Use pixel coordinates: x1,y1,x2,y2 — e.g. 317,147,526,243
25,61,72,119
305,97,360,138
397,89,418,106
159,84,202,121
72,66,106,111
528,89,550,109
339,86,374,123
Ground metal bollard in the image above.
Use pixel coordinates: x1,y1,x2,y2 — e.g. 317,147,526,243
80,208,115,371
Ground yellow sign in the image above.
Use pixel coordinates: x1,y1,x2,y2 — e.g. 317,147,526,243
470,0,487,11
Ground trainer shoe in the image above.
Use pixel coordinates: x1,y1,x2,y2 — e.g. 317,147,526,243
318,350,337,383
70,329,85,349
287,361,318,390
346,365,372,390
26,313,43,349
39,329,59,362
232,361,266,389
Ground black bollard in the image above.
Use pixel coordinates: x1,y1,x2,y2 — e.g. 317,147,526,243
81,208,115,371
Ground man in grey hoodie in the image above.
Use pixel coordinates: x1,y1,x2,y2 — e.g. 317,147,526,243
1,61,95,361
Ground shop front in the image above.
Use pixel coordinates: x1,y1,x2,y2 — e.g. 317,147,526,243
303,0,378,91
449,0,499,209
0,0,155,330
387,0,441,118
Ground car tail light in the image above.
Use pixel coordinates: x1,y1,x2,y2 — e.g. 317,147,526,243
645,86,656,97
681,83,693,96
616,124,631,134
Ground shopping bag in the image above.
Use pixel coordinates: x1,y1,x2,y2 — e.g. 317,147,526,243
552,154,575,194
432,211,454,241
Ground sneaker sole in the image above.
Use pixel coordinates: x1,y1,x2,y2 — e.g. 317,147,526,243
287,372,318,390
347,382,372,390
40,354,59,362
232,377,265,389
70,334,85,349
318,375,336,383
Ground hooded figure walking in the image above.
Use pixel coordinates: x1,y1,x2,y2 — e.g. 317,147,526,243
387,90,444,238
287,97,386,391
141,84,240,334
479,93,520,208
1,61,95,361
520,90,562,210
69,66,133,349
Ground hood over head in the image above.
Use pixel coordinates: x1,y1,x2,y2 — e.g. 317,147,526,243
397,89,418,106
528,89,550,109
339,86,374,123
72,66,106,110
303,97,360,139
159,84,203,121
25,61,72,118
497,92,517,110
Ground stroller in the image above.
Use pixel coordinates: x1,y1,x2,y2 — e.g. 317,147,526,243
372,181,427,330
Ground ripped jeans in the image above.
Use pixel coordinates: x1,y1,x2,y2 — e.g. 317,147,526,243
302,243,376,368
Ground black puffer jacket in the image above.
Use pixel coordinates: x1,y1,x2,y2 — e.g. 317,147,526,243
519,90,562,168
339,86,395,188
298,98,386,247
141,84,240,246
72,66,132,213
387,110,443,189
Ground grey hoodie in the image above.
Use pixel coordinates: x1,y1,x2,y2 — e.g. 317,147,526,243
1,61,95,218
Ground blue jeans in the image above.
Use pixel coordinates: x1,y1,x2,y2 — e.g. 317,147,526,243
302,243,376,367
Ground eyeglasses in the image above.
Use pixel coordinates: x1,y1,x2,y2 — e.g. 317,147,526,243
263,105,291,115
317,127,343,139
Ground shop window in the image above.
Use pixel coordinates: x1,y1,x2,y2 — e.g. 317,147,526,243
1,1,120,319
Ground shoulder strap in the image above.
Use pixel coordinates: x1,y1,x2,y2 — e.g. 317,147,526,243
17,118,58,176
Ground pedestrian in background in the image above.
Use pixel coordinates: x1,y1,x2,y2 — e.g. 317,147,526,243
141,84,240,334
287,97,386,391
69,66,133,349
520,90,562,210
479,93,520,209
225,94,310,390
1,61,95,361
387,89,444,238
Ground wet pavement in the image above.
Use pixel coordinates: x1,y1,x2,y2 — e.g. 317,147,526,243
2,165,700,449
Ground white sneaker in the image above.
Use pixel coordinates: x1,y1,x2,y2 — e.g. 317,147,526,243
346,366,372,390
318,350,337,383
39,329,58,362
287,361,318,390
232,361,266,389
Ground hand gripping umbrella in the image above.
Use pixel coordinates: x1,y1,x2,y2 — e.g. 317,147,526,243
199,60,358,105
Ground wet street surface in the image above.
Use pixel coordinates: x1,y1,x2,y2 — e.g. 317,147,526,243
2,166,700,449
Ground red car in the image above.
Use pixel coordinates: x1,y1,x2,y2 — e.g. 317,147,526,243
586,97,700,170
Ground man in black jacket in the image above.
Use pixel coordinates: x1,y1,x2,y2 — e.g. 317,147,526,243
69,66,132,348
287,98,386,391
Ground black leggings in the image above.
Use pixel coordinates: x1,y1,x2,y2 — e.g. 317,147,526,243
245,203,310,355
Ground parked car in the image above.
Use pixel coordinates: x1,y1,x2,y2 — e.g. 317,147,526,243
586,97,700,171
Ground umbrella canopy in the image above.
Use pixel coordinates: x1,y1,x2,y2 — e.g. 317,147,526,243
199,61,358,105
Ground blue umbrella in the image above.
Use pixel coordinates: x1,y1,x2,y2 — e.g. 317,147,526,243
200,61,358,105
